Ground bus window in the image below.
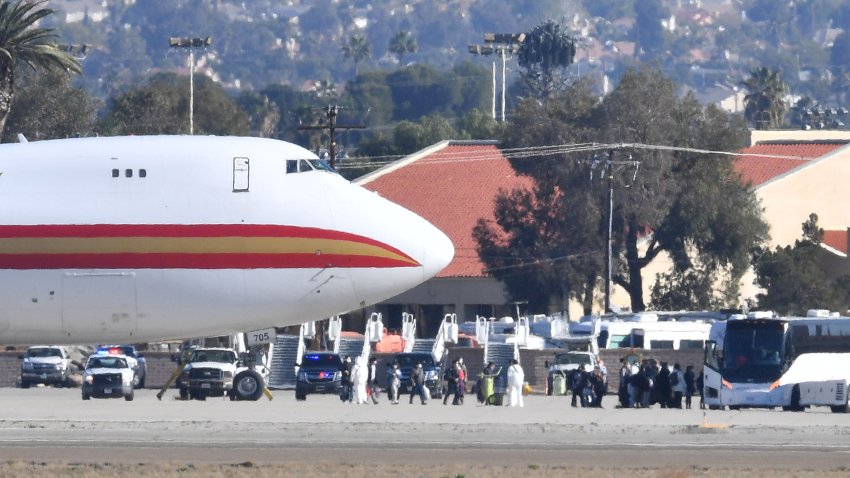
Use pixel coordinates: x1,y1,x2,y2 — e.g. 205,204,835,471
705,341,720,370
680,340,705,350
649,340,674,350
610,335,630,348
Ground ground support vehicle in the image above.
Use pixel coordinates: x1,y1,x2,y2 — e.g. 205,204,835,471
81,354,135,401
20,346,75,388
295,352,343,400
704,314,850,412
95,345,147,388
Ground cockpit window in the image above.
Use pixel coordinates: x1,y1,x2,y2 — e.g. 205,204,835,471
285,158,335,174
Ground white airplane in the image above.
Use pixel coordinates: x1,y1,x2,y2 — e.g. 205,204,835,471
0,135,454,344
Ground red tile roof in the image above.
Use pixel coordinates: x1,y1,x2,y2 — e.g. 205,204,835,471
823,230,848,255
360,142,533,278
735,142,847,187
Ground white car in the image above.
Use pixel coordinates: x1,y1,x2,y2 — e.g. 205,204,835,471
20,345,74,388
81,354,136,401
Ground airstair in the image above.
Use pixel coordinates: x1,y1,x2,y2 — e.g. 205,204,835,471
267,321,315,389
330,313,385,363
399,312,458,361
478,315,520,386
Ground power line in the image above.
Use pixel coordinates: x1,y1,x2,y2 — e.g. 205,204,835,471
334,141,819,170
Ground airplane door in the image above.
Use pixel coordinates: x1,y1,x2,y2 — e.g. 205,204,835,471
61,273,138,339
233,157,249,192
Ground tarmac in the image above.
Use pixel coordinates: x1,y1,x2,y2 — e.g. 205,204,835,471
0,387,849,473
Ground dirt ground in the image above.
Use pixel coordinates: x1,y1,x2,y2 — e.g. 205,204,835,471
1,462,849,478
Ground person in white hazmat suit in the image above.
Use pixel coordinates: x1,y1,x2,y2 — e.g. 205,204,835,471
352,357,369,404
507,359,525,407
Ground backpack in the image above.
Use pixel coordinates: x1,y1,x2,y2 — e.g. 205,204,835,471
670,372,680,386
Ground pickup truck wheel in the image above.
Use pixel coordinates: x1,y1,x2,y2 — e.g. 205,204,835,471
124,390,134,401
233,370,264,401
20,380,30,389
81,392,90,400
179,387,188,400
295,390,306,401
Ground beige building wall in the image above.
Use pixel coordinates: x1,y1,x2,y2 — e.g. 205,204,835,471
756,147,850,246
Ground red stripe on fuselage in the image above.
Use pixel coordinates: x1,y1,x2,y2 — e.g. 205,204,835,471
0,253,416,270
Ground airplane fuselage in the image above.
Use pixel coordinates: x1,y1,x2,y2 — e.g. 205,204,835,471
0,136,453,343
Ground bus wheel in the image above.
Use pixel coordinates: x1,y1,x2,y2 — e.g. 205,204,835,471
783,385,804,412
708,405,724,411
830,394,848,413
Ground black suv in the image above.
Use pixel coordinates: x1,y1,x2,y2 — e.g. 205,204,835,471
295,352,343,400
391,352,443,399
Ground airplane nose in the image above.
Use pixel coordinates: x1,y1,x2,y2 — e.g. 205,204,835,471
418,220,454,280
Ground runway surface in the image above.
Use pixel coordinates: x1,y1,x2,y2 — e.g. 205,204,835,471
1,388,849,473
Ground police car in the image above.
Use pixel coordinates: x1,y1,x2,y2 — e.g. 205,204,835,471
81,352,136,401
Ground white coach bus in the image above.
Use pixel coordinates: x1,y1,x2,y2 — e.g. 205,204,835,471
703,311,850,412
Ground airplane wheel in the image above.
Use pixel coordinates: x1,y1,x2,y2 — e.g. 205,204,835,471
233,370,264,401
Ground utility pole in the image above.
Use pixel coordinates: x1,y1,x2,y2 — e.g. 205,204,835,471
169,36,212,135
604,150,614,313
298,105,364,170
590,148,638,313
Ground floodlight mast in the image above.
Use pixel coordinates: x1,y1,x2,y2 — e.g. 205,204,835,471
168,37,213,135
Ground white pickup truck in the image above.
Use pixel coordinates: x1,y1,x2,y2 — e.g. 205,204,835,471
546,351,599,395
177,347,269,401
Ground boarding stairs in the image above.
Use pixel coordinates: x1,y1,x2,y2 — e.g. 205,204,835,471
266,334,300,389
478,316,520,387
267,320,316,389
329,313,385,363
402,312,417,353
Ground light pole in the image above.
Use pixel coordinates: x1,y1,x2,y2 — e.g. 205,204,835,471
468,33,525,122
169,36,212,135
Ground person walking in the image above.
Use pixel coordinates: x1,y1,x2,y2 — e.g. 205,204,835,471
340,355,352,403
366,357,379,404
458,357,468,404
443,359,459,405
409,362,427,405
618,359,632,408
684,365,696,409
656,362,671,408
670,363,685,409
507,359,525,407
352,356,369,404
388,362,401,404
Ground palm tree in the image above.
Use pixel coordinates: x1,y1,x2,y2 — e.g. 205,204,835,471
388,31,417,66
0,0,81,141
341,33,370,77
741,67,789,130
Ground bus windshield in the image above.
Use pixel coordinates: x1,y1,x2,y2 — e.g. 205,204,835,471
722,321,784,382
